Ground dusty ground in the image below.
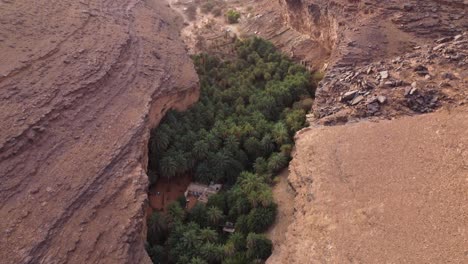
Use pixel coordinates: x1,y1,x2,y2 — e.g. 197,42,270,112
266,169,296,260
0,0,198,263
268,106,468,263
168,0,332,68
148,175,193,212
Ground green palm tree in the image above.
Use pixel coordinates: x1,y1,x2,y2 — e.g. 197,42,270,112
200,242,224,263
207,206,223,226
272,122,289,145
224,242,236,256
199,228,218,242
148,213,165,233
257,187,273,207
167,202,185,225
239,172,262,194
267,152,288,173
181,229,201,250
193,140,209,160
260,134,275,155
159,156,177,179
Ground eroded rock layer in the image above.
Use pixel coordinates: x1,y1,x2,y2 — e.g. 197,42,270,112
277,0,467,122
267,0,468,263
0,0,198,263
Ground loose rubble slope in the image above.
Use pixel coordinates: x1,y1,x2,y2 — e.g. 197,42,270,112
0,0,198,263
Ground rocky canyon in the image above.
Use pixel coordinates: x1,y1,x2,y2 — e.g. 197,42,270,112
0,0,467,263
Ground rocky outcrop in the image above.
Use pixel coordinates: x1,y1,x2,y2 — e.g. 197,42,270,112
314,34,467,123
276,0,467,122
0,0,198,263
278,0,339,52
267,0,468,263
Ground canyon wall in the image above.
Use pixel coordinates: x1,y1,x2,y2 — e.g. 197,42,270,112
268,0,467,263
0,0,198,263
270,106,468,263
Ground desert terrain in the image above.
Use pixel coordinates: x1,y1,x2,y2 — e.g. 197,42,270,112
0,0,467,263
0,0,198,263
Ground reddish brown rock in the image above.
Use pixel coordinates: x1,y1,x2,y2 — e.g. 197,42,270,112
269,106,468,264
0,0,198,263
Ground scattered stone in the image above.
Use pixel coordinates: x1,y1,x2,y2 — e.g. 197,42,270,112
21,210,30,218
439,82,451,88
427,54,438,60
366,96,378,104
424,74,431,80
383,81,394,88
403,4,414,11
351,95,364,105
380,71,389,79
29,187,40,195
404,87,412,96
405,86,418,97
441,72,456,80
433,44,445,51
341,90,358,101
377,96,387,104
435,36,453,43
367,102,380,114
454,34,463,41
392,57,402,63
394,80,404,87
32,126,45,132
411,82,417,88
414,65,429,76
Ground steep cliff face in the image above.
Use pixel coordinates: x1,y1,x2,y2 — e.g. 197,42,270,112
0,0,198,263
277,0,467,121
279,0,339,53
268,0,468,263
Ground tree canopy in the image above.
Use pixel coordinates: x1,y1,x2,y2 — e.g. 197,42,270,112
146,37,315,264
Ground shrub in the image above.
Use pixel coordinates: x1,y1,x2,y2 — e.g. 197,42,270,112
226,10,241,24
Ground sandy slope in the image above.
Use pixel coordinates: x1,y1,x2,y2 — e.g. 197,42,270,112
268,106,468,263
0,0,198,263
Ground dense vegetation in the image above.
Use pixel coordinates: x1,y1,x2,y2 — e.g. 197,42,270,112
147,38,315,264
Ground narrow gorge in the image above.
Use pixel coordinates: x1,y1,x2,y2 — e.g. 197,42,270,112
0,0,466,264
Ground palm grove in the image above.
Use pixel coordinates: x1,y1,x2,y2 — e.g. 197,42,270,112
146,38,316,264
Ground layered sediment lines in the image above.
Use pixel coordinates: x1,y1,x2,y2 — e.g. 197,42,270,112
268,0,468,263
0,0,198,263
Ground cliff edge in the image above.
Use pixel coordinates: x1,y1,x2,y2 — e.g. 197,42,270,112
0,0,198,263
268,0,467,263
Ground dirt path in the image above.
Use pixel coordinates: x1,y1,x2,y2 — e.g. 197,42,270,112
267,169,296,258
